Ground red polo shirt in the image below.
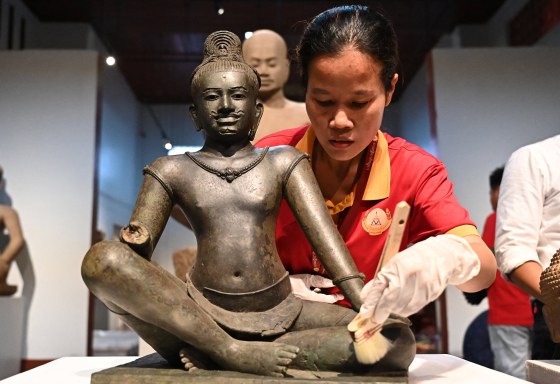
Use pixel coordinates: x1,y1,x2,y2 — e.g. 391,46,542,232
482,212,533,326
256,125,478,307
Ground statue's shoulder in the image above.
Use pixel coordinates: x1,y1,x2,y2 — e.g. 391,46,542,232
266,145,306,157
144,154,190,180
148,154,187,169
265,145,309,169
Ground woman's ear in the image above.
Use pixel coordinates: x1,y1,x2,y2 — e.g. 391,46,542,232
189,104,202,132
385,73,399,107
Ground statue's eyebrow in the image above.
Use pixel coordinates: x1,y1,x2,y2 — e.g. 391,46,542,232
202,86,249,92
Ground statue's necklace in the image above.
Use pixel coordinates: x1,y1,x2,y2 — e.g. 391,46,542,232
185,146,269,183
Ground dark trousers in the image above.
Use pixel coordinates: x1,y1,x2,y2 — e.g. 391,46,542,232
532,300,560,359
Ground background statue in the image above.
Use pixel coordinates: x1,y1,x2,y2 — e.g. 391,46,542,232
0,166,25,296
242,29,309,142
82,30,414,377
0,165,13,206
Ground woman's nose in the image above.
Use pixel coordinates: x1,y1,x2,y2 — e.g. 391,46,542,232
329,109,352,129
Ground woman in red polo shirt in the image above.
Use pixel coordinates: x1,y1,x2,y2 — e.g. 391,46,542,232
256,5,497,326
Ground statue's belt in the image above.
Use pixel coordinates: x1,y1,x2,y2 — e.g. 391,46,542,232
185,272,303,337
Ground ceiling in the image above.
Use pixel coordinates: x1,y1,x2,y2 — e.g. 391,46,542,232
22,0,507,104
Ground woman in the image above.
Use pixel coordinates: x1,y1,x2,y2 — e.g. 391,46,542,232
256,5,496,327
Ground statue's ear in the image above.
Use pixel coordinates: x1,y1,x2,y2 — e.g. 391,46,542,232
255,102,264,126
249,102,264,141
189,104,202,132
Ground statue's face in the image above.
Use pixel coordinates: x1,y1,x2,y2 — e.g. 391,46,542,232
190,71,262,142
243,33,289,95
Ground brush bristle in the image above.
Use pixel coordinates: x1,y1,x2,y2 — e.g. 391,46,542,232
353,331,392,364
348,313,393,364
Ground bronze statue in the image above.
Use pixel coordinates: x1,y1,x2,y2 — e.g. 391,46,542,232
82,31,414,377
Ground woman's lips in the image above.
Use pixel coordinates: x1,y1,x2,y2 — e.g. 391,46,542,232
329,139,353,148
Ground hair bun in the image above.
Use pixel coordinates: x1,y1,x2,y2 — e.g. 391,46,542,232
204,31,243,62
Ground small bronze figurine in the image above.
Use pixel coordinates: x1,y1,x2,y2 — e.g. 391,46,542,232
81,31,414,377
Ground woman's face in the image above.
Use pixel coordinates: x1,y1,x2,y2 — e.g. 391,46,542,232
305,49,397,162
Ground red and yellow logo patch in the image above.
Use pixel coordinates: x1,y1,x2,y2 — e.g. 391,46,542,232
362,208,392,236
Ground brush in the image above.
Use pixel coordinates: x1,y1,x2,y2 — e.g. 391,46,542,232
348,201,410,365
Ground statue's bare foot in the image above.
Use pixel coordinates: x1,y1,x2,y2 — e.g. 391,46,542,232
220,341,299,377
179,346,216,372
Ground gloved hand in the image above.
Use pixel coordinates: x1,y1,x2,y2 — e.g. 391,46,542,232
359,234,481,324
289,274,344,304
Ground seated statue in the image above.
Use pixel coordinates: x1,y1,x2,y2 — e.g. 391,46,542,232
0,167,25,296
82,30,414,377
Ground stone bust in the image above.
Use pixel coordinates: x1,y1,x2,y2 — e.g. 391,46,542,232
242,29,309,142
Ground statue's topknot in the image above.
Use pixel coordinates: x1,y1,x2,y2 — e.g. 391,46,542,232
204,31,243,62
191,30,260,93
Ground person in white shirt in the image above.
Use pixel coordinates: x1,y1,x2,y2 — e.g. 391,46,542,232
495,134,560,359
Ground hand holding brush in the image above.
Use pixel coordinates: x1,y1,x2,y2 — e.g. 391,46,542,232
350,202,482,365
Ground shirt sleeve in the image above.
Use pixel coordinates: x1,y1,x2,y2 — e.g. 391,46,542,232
408,161,475,242
495,146,544,275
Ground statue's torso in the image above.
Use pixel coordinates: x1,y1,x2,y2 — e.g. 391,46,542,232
152,147,303,298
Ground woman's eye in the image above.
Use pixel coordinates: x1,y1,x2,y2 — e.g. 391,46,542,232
351,101,369,108
316,99,333,107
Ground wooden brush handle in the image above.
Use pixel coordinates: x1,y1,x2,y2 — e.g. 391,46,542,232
348,201,410,343
375,201,410,275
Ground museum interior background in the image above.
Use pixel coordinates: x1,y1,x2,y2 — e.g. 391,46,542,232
1,0,559,378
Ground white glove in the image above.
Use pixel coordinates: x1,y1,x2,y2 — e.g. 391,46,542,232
289,274,344,304
359,234,481,324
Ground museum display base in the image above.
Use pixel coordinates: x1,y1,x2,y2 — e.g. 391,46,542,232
0,354,533,383
526,359,560,384
90,353,406,383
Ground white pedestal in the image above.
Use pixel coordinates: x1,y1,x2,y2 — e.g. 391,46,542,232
0,354,533,383
0,297,25,379
526,360,560,384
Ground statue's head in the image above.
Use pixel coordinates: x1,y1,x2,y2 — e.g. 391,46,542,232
242,29,290,99
190,31,263,142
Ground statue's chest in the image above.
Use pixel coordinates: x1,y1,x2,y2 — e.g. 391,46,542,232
176,166,282,212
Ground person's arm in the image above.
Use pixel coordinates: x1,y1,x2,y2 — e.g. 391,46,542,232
282,150,363,311
0,206,25,265
509,260,543,298
456,234,497,292
357,159,496,323
495,147,545,296
358,233,490,324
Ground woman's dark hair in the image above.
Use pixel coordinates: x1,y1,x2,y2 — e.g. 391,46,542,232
296,5,399,91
